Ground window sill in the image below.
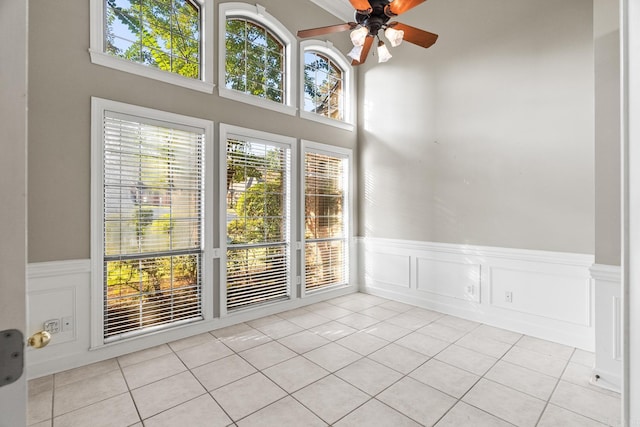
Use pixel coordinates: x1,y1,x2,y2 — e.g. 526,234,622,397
300,110,355,132
218,87,297,116
89,50,215,94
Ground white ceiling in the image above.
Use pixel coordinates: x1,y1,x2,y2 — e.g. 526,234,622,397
310,0,354,22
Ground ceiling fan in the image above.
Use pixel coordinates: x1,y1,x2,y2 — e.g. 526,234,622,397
297,0,438,65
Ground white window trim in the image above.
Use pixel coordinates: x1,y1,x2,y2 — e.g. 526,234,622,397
219,123,298,317
90,97,215,348
300,140,354,298
218,3,297,116
300,40,355,132
89,0,215,93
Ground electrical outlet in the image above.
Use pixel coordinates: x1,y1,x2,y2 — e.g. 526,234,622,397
466,285,474,296
43,319,60,334
505,291,513,303
61,316,73,332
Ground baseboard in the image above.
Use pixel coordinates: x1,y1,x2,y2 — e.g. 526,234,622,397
358,237,595,350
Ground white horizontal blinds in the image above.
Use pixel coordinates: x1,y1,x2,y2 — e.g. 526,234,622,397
304,151,348,291
102,112,204,341
226,137,291,310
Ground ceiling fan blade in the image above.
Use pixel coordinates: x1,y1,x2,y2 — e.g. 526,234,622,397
297,23,356,38
352,35,374,65
349,0,372,12
390,22,438,48
387,0,426,16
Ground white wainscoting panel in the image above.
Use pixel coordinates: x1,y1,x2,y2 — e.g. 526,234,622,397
591,264,622,392
359,237,595,350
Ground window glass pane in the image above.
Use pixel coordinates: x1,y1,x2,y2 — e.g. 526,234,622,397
226,138,291,310
102,114,204,340
104,0,201,79
225,18,285,103
303,51,344,120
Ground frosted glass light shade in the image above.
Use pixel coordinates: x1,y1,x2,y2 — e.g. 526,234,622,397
347,45,364,61
377,42,392,63
350,26,369,46
385,27,404,47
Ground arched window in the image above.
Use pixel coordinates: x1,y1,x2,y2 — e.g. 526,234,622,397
90,0,214,92
219,3,297,115
300,40,354,130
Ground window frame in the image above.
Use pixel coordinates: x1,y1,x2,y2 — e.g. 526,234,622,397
90,97,215,348
218,3,297,116
89,0,215,93
219,123,298,317
300,40,355,131
300,140,353,297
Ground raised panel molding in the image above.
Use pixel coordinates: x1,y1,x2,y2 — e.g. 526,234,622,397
366,251,411,288
359,237,595,350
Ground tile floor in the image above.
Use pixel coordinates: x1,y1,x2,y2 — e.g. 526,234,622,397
27,293,621,426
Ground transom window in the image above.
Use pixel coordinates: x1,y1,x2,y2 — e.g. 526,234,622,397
225,18,285,103
303,51,344,121
105,0,201,78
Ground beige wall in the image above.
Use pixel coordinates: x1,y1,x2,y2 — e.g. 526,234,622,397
358,0,596,254
28,0,357,262
594,0,621,266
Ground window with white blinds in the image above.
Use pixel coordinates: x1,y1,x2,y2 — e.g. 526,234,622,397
304,148,349,292
101,110,205,341
225,137,291,310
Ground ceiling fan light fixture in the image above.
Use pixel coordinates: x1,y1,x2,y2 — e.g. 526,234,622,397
377,40,392,63
385,27,404,47
347,44,364,61
350,26,369,46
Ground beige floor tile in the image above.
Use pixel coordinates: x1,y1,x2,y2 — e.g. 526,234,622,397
337,313,380,330
253,319,303,340
293,375,369,424
363,322,412,342
285,312,331,329
378,377,456,426
571,348,596,367
29,375,53,397
131,371,205,419
368,343,429,374
278,330,331,353
358,306,399,320
562,362,621,398
211,373,286,421
28,389,52,425
409,358,480,398
378,300,415,313
384,313,431,330
308,304,353,320
416,322,468,343
435,344,497,376
143,394,231,427
191,354,257,391
335,331,388,355
435,401,513,427
433,315,481,332
334,399,421,427
53,369,128,417
405,307,444,322
54,359,119,388
334,298,379,312
262,355,329,393
455,334,513,358
538,404,609,427
396,331,450,356
550,380,621,426
168,332,217,352
237,396,326,427
117,345,172,368
175,339,234,369
53,392,139,427
503,346,568,377
28,421,51,427
210,322,254,339
335,357,403,395
463,379,546,427
309,321,357,341
122,352,187,389
485,360,558,400
304,342,362,372
215,326,272,353
468,324,523,344
239,340,297,370
246,314,282,329
516,335,574,360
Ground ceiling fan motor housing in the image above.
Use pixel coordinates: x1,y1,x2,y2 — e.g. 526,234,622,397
354,0,396,36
